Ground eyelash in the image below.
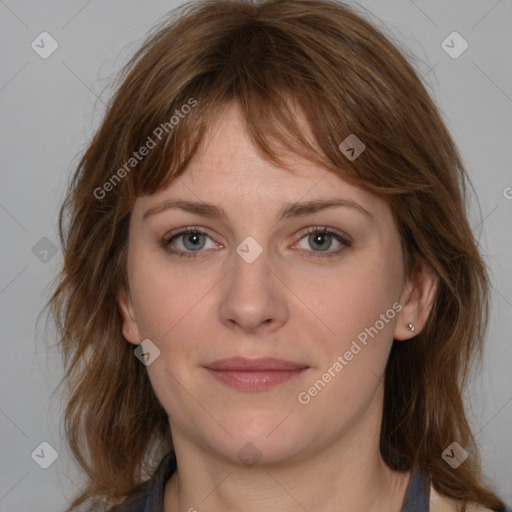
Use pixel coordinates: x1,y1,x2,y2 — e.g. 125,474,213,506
161,226,351,260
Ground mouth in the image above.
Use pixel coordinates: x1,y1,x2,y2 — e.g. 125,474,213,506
203,357,309,392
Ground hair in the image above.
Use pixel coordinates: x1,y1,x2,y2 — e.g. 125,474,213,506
47,0,507,510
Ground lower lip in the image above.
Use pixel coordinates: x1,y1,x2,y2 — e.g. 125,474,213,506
204,368,308,391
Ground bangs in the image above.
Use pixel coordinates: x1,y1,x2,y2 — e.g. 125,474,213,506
107,4,428,208
120,45,355,204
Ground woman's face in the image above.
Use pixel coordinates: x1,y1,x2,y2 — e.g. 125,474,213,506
119,103,419,466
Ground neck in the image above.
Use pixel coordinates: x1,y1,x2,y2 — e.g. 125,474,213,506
164,388,410,512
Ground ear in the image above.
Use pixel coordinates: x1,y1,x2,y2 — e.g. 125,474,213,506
117,284,142,345
394,259,438,341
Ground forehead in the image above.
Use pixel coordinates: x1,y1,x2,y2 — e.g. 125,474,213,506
132,103,389,224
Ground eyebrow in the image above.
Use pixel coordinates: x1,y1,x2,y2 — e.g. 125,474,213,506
143,198,373,222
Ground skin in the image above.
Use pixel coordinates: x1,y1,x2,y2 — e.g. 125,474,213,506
118,102,439,512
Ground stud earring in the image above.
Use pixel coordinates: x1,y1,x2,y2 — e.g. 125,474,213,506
407,323,415,332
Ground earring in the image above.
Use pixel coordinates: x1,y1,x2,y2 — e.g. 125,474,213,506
407,323,415,332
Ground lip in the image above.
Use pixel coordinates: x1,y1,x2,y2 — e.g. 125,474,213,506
203,357,309,392
204,357,308,371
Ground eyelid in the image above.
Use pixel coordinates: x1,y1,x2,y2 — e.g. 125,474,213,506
290,226,351,258
294,225,351,244
162,226,222,255
163,225,217,244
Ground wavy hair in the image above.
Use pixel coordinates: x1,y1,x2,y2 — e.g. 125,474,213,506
47,0,506,510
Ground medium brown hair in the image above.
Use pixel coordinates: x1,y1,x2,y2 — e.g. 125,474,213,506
48,0,506,510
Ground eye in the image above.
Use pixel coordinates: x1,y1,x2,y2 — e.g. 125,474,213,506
162,227,220,258
292,226,351,258
161,226,351,259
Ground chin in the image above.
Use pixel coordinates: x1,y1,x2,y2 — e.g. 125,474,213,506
201,412,313,466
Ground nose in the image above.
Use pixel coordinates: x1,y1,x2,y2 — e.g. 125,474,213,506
218,242,289,334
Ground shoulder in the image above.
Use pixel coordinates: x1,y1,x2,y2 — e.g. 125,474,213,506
430,485,496,512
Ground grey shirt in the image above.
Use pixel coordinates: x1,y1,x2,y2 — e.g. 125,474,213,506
112,451,508,512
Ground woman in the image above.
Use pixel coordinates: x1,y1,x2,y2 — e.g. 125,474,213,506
49,0,511,511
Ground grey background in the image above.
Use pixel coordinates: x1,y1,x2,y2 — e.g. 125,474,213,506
0,1,511,510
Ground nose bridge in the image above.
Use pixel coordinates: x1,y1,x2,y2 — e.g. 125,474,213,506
232,236,271,292
218,233,288,332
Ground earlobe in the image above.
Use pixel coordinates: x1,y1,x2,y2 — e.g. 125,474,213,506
117,285,141,345
394,260,438,341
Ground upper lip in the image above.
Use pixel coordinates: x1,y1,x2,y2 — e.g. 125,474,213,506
204,357,308,371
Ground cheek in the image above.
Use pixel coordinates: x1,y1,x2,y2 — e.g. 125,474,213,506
309,255,401,339
299,252,402,404
128,255,207,413
127,247,215,341
295,264,400,423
